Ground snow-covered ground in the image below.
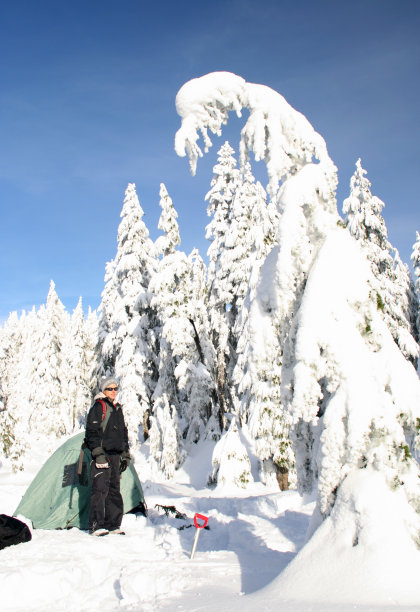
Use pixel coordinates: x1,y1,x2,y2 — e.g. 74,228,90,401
1,438,419,612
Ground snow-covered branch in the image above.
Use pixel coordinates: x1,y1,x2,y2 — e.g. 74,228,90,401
175,71,334,196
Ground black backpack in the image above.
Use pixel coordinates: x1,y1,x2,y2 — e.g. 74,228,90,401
0,514,32,551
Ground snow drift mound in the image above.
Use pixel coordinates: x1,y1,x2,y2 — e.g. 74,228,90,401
267,468,420,606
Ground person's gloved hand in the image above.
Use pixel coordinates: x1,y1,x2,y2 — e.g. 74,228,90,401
95,454,109,468
120,451,131,473
92,447,109,469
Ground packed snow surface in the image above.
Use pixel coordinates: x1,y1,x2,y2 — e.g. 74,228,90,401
1,437,420,612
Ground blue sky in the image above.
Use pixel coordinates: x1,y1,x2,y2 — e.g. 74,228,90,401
1,0,419,320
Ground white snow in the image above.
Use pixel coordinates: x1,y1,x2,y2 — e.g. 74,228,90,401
1,437,420,611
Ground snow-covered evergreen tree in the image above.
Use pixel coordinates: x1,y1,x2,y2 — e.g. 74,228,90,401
180,249,220,442
98,258,118,377
209,417,253,488
227,162,292,486
63,298,99,430
3,308,42,466
84,306,100,397
0,312,26,468
27,282,71,437
205,142,240,423
206,141,239,321
148,184,184,475
1,287,99,464
343,159,419,366
99,183,158,447
391,249,419,367
0,312,19,422
411,231,420,339
149,393,181,480
149,185,217,477
222,160,277,399
223,162,273,321
413,231,420,291
155,182,181,256
175,72,420,572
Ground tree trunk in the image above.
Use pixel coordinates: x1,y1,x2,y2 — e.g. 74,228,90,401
143,409,151,441
276,465,289,491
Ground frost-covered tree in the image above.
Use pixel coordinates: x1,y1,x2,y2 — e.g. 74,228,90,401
148,184,185,475
27,282,71,437
149,393,181,480
391,249,419,367
224,162,273,319
411,231,420,337
63,299,99,430
206,142,240,304
1,288,99,464
155,182,181,256
227,162,292,486
0,312,19,419
1,284,72,442
149,185,217,477
0,403,14,461
99,183,158,446
222,160,276,390
205,142,240,422
98,258,117,377
209,417,253,488
84,307,100,398
175,72,420,582
343,159,419,365
0,312,27,468
180,249,220,442
2,308,43,466
413,231,420,290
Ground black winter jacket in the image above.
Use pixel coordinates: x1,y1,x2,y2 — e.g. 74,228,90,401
85,394,129,456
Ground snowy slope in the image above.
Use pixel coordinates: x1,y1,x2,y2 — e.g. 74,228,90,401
1,438,419,612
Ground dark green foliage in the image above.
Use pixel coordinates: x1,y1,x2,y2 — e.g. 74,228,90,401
376,293,385,311
0,412,15,458
399,443,412,462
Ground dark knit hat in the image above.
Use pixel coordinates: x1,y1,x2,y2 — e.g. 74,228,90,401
100,377,118,392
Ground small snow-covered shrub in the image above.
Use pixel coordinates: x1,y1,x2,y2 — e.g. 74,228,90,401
209,418,253,488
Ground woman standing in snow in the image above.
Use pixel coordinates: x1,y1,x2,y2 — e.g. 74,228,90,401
85,377,131,536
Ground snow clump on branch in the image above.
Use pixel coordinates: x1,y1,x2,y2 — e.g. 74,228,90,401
175,71,335,197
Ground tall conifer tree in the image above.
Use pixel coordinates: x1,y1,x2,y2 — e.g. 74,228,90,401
149,184,217,477
205,142,240,423
99,183,158,446
411,230,420,357
27,282,70,437
343,159,419,365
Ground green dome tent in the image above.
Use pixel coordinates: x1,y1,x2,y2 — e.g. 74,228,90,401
14,432,145,530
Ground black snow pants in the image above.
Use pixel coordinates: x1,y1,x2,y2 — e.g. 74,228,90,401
89,453,123,532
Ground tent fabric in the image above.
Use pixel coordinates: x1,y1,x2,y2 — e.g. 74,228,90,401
14,432,145,530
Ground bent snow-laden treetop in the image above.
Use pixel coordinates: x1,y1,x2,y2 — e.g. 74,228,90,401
175,71,335,198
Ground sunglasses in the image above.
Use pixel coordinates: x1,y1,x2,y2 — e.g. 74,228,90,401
105,387,118,392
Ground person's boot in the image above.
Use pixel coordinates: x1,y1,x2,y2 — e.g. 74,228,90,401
89,528,109,536
108,528,125,535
